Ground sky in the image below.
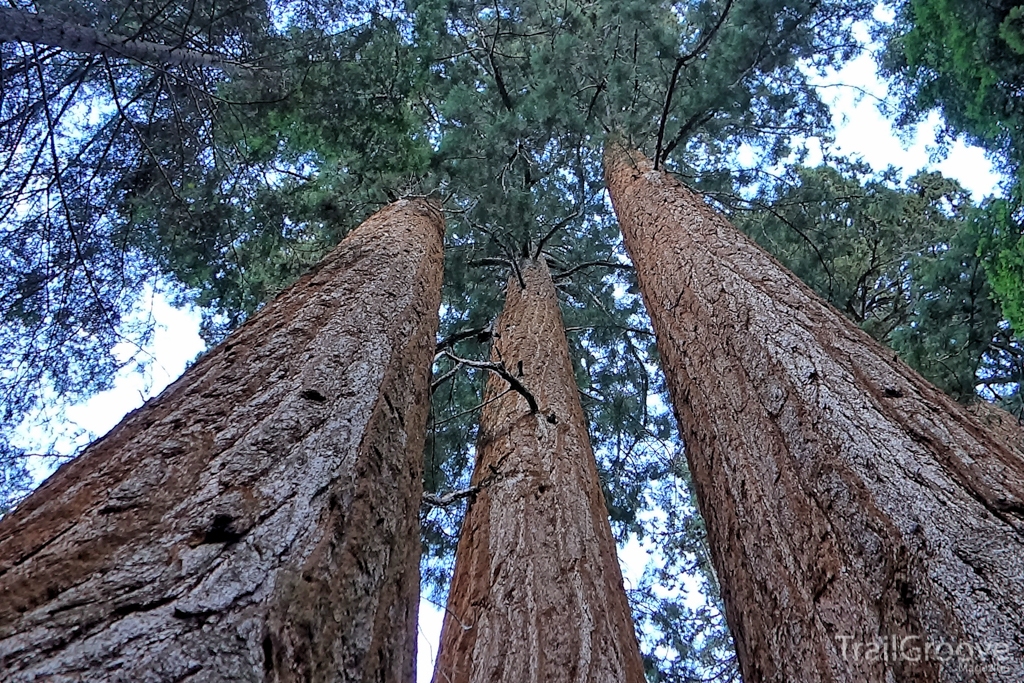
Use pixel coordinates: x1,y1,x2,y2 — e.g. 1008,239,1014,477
11,21,1005,683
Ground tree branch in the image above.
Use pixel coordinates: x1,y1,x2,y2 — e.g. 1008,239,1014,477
470,223,525,288
660,108,717,161
552,260,634,281
677,0,736,68
534,209,581,259
431,362,463,393
655,0,739,172
436,326,493,352
442,350,538,413
423,486,480,508
1,7,251,72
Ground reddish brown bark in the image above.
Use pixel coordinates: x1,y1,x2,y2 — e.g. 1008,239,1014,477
966,401,1024,458
0,199,444,682
431,258,645,683
605,146,1024,683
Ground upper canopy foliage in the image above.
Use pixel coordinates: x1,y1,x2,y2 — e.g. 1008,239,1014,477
2,0,1022,677
879,0,1024,334
1,0,432,494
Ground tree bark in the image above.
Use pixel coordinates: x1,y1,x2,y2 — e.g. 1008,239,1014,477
605,146,1024,683
0,7,245,70
431,258,645,683
0,199,444,682
966,401,1024,457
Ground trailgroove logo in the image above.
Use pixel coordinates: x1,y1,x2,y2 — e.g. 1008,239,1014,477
835,634,1012,668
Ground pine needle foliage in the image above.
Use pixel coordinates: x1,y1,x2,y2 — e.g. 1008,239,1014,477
3,0,1021,678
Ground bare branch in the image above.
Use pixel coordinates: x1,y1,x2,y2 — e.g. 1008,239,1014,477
1,7,253,72
423,486,480,508
436,326,493,352
442,350,538,413
534,209,581,259
552,260,633,281
431,362,464,393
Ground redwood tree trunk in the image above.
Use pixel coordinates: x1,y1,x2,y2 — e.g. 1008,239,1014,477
0,199,444,682
605,146,1024,682
431,258,645,683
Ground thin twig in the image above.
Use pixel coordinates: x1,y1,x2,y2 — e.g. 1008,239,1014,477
552,260,633,281
436,325,493,352
442,350,538,413
431,362,463,393
432,387,512,427
420,595,474,634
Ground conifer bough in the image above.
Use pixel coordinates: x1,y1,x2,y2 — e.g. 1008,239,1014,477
0,7,248,70
605,145,1024,682
0,199,443,681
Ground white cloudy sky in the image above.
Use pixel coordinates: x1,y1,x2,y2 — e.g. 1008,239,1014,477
12,24,1004,682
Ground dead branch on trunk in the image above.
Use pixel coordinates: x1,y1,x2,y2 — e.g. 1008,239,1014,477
441,350,539,413
422,486,481,508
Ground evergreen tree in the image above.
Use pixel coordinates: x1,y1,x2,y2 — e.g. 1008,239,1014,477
606,144,1024,682
729,161,1022,412
432,257,645,683
0,199,443,680
1,0,277,495
880,0,1024,179
1,0,430,504
880,0,1024,335
4,0,1021,678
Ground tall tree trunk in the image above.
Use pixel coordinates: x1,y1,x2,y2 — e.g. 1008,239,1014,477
0,199,444,682
431,258,645,683
0,7,244,70
605,146,1024,683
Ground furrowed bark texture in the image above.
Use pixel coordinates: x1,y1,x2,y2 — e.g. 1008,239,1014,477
0,199,444,682
0,7,243,70
605,147,1024,683
431,259,645,683
966,401,1024,457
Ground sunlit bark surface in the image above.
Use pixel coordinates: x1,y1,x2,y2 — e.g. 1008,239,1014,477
432,258,645,683
606,146,1024,683
0,199,444,682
